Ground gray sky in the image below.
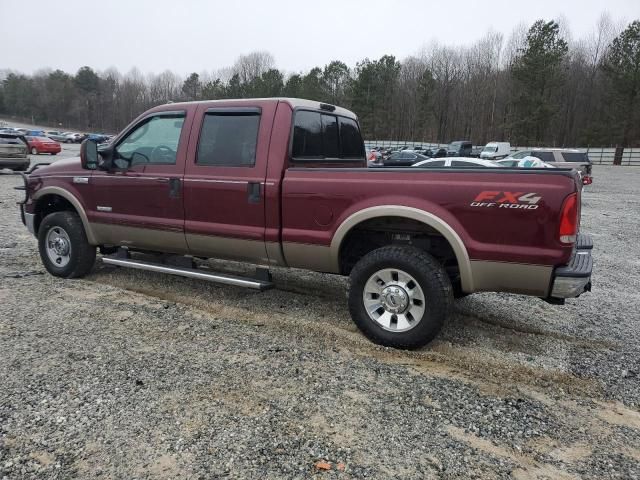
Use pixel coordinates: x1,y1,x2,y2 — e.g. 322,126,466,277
0,0,637,76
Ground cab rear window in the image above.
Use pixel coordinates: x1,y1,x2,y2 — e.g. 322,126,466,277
291,110,364,161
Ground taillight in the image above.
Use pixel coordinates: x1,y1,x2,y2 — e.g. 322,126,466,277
559,193,578,244
582,175,592,185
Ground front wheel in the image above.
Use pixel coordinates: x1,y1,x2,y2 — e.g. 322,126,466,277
348,246,453,349
38,211,96,278
31,147,38,155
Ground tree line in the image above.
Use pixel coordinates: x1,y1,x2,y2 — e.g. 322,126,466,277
1,14,638,147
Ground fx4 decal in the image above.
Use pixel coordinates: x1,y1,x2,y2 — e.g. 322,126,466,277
470,191,542,210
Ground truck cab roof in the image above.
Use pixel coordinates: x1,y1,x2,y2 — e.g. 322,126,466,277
159,98,358,120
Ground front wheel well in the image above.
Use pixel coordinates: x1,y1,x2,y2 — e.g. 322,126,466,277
338,216,462,289
33,194,77,235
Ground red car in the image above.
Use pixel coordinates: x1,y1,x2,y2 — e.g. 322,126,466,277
26,136,61,155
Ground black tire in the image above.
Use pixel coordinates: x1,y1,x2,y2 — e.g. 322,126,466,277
453,283,469,299
38,211,96,278
348,245,453,349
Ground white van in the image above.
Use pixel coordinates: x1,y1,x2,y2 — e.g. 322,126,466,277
480,142,511,160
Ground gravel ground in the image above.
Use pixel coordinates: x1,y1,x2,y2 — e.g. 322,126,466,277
0,166,639,479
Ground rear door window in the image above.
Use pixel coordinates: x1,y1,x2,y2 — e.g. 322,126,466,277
197,112,260,167
421,160,446,167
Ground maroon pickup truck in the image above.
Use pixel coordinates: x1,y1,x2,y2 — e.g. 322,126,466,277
18,98,592,348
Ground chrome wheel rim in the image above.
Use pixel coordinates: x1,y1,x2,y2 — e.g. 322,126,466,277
45,226,72,268
363,268,426,332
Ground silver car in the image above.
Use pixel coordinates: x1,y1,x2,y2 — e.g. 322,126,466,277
0,134,29,171
507,148,592,180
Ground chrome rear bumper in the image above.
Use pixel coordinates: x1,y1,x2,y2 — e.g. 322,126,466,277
549,234,593,299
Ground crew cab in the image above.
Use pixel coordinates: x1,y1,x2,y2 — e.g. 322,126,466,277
18,98,593,349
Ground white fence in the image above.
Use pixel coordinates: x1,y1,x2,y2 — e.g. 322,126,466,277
364,141,640,166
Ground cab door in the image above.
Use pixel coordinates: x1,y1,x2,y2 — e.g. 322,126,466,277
183,101,276,264
89,109,193,253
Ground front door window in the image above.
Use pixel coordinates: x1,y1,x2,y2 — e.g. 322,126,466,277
115,114,185,168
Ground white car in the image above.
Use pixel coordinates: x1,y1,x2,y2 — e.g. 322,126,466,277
412,157,502,168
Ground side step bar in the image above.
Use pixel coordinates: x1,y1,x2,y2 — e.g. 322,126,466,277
102,257,274,291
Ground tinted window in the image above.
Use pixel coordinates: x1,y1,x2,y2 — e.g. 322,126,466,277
531,151,554,163
339,117,364,158
322,114,339,158
512,151,531,159
116,114,185,166
292,111,323,158
561,152,590,163
422,160,446,167
197,113,260,166
451,160,475,167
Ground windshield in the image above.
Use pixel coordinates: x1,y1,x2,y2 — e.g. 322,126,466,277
482,146,498,153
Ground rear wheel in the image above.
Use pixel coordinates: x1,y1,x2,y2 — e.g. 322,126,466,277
51,152,57,155
38,211,96,278
348,246,453,349
31,147,38,155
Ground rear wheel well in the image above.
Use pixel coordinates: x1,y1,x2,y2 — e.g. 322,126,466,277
33,194,77,235
338,216,461,289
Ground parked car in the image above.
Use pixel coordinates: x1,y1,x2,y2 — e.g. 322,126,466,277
47,131,70,142
367,148,383,167
0,133,29,171
383,151,430,167
447,140,473,157
496,159,519,167
86,133,110,144
62,132,84,143
19,98,592,349
480,142,511,160
25,130,45,137
427,147,447,158
496,158,555,169
413,158,502,168
469,146,483,158
507,148,592,184
26,136,62,155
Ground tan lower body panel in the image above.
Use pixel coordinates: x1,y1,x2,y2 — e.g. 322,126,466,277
92,223,284,266
187,233,271,265
92,223,190,254
282,242,337,273
469,260,552,297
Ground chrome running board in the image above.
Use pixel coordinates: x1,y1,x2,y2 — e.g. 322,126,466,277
102,256,273,291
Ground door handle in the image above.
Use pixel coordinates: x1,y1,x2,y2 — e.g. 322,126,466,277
155,177,170,183
169,178,181,199
247,182,261,204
